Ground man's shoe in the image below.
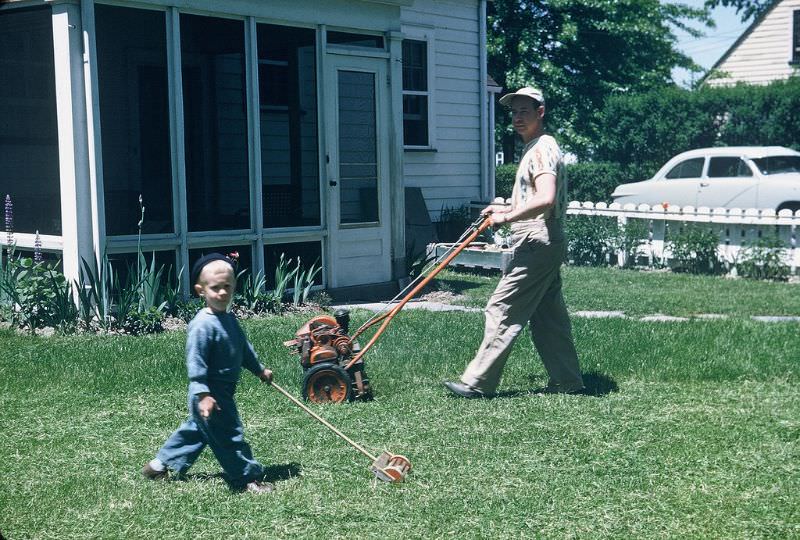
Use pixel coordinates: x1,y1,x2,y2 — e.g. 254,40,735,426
142,462,168,481
245,480,275,494
443,381,489,399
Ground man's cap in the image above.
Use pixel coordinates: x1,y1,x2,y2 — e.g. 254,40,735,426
499,87,545,107
191,253,234,287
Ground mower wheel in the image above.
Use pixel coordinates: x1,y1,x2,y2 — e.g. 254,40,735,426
302,363,353,403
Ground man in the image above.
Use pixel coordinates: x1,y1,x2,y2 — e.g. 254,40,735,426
443,87,584,398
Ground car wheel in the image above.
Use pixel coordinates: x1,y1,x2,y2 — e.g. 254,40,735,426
777,202,800,214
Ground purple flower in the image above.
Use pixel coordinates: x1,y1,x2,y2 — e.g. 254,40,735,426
34,231,42,263
4,194,13,250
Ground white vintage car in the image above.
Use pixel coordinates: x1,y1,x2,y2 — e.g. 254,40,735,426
611,146,800,212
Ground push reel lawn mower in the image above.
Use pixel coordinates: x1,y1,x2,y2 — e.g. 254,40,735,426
284,215,492,404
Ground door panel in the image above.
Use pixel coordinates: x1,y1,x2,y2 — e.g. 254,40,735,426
325,55,391,288
696,156,759,209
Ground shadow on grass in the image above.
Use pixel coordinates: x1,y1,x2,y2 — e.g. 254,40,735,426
262,462,303,482
180,462,302,485
581,372,618,397
493,371,618,399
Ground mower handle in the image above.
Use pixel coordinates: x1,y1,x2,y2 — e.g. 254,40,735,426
344,215,493,370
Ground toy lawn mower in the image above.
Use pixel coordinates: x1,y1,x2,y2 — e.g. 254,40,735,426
284,215,492,403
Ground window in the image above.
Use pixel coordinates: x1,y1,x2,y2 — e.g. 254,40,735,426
708,157,752,178
96,5,173,236
402,39,430,147
264,241,322,286
327,31,384,49
752,155,800,175
256,24,320,228
665,158,704,179
181,14,249,232
792,10,800,65
0,7,61,235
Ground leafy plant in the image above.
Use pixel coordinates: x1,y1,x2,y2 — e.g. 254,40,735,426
735,236,790,281
290,258,321,307
120,306,165,336
237,268,268,312
608,219,650,269
566,215,619,267
667,224,723,275
436,204,472,243
494,163,517,199
0,256,77,334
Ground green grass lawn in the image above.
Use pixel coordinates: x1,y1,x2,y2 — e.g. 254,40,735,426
1,269,799,539
440,265,800,317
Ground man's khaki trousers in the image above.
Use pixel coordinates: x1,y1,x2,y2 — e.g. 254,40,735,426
460,238,583,395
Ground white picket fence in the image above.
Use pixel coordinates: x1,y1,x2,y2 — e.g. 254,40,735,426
566,201,800,274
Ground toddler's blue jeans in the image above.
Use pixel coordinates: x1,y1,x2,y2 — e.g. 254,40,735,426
157,382,264,488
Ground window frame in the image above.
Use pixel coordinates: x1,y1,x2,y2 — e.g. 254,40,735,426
401,26,436,151
707,156,754,178
664,157,705,180
791,9,800,66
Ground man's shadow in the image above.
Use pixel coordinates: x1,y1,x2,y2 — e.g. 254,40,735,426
495,371,618,398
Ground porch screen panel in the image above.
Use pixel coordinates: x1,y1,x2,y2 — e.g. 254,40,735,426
256,24,320,228
96,5,172,235
181,15,249,231
337,70,378,224
0,7,61,235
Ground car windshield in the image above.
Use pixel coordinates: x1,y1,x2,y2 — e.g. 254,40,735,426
750,155,800,175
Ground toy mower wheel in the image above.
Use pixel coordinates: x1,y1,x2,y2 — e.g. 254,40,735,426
302,363,353,404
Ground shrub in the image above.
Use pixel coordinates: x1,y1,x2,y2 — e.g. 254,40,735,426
495,163,517,199
667,224,723,275
609,218,650,268
120,306,164,336
736,236,790,281
0,255,78,334
565,215,619,266
594,78,800,176
436,204,472,242
565,161,631,204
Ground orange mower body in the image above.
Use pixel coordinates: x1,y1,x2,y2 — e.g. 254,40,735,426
285,215,492,404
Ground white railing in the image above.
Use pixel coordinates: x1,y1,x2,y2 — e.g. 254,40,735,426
566,201,800,273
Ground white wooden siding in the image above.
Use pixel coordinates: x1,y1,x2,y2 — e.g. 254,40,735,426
707,0,800,86
401,0,483,220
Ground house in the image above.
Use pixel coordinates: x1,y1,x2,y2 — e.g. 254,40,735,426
0,0,496,295
703,0,800,86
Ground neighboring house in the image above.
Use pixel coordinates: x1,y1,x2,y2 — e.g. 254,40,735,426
0,0,494,294
703,0,800,86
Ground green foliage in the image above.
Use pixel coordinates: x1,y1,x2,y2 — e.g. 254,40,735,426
594,79,800,180
667,224,723,275
494,163,517,199
612,219,652,268
307,290,333,309
566,215,625,266
0,255,77,334
237,269,269,312
488,0,710,156
436,204,472,242
290,258,321,307
2,304,799,538
565,161,630,203
736,236,790,281
704,0,774,22
120,306,165,336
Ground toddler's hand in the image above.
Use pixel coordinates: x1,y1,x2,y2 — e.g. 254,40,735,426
198,395,219,419
259,368,273,384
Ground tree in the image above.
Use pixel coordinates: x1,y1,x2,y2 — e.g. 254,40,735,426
704,0,777,22
488,0,711,160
